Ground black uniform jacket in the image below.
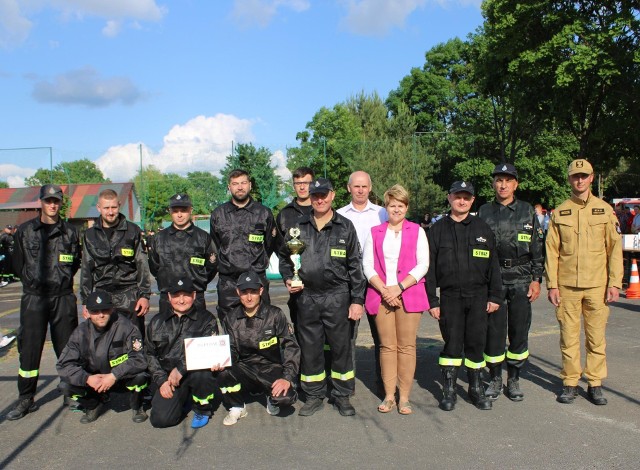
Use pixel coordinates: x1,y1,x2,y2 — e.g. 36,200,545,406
148,223,218,293
275,199,313,252
209,197,276,278
223,302,300,383
13,216,80,296
278,210,366,304
478,199,544,284
80,213,151,303
0,231,13,254
56,312,147,386
145,306,219,386
426,213,503,308
478,198,545,284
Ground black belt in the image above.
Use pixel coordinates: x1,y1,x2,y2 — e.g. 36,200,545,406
499,257,530,268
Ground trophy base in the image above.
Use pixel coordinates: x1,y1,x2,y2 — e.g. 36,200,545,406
290,279,303,288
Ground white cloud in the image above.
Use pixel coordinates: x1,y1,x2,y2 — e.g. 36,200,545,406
0,163,37,188
271,149,291,181
0,0,166,46
32,66,147,107
102,20,122,37
231,0,310,28
50,0,166,21
95,114,291,182
0,0,33,49
339,0,481,36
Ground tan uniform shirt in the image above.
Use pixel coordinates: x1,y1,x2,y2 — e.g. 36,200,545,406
545,193,623,289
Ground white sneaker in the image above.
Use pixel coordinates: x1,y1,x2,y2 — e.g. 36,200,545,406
223,406,247,426
0,280,9,287
266,397,280,416
0,335,16,349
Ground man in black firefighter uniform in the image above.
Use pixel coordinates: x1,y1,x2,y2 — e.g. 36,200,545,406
56,290,148,424
7,184,81,421
210,169,277,321
478,164,544,402
276,166,314,338
279,178,366,417
216,271,300,426
145,278,219,429
426,181,503,411
148,193,217,315
80,189,151,337
0,225,14,286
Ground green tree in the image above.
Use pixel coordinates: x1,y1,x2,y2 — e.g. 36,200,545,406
24,158,110,186
133,166,174,228
185,171,226,214
480,0,640,193
221,143,285,209
0,181,8,189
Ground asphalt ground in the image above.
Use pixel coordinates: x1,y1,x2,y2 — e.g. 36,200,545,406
1,278,639,470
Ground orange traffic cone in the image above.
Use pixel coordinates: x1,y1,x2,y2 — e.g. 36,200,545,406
625,259,640,299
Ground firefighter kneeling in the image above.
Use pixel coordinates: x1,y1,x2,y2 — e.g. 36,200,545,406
56,290,149,424
215,271,300,426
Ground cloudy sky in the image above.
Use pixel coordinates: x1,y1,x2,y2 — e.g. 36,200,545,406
0,0,483,187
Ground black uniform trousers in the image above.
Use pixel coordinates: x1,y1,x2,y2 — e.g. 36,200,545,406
217,274,269,322
297,291,355,398
60,371,148,410
111,287,147,340
149,370,217,428
218,360,297,408
485,283,532,369
17,293,78,399
438,292,488,369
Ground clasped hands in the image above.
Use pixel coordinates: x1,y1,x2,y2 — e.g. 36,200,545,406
380,285,403,308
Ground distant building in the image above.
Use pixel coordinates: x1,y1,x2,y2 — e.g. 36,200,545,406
0,183,141,230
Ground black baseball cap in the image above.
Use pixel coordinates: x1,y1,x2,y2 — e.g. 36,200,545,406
309,178,334,195
449,181,475,196
86,290,114,311
169,193,193,208
236,271,264,291
40,184,63,201
168,278,195,294
492,163,518,180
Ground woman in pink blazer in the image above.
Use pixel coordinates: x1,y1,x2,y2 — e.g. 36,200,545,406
363,185,430,414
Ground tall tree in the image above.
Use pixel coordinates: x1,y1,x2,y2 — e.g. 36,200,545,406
185,171,226,214
24,158,110,186
480,0,640,191
133,166,174,228
221,143,285,209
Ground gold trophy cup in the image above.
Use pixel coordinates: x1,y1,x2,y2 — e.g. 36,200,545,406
287,227,305,287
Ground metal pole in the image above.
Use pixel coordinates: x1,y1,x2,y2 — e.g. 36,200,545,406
139,144,145,228
323,137,327,178
49,147,53,183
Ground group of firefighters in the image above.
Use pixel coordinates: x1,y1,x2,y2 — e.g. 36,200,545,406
2,158,622,428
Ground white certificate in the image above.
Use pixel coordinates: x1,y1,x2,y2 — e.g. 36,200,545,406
184,335,232,371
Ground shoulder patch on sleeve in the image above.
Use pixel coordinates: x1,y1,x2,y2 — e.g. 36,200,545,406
132,337,143,351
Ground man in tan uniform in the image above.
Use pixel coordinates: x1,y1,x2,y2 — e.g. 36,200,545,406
545,159,623,405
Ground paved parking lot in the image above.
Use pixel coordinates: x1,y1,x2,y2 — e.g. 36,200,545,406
1,279,639,469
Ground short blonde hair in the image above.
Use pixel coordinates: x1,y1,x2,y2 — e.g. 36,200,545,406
384,184,409,207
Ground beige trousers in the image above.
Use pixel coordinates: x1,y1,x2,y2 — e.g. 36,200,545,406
374,303,422,399
556,286,609,387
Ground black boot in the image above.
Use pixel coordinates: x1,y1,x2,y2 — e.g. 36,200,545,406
468,369,492,410
439,366,458,411
485,364,503,401
6,398,38,421
130,392,148,423
506,365,524,401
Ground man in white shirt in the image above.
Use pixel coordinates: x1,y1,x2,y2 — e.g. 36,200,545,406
337,171,388,394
